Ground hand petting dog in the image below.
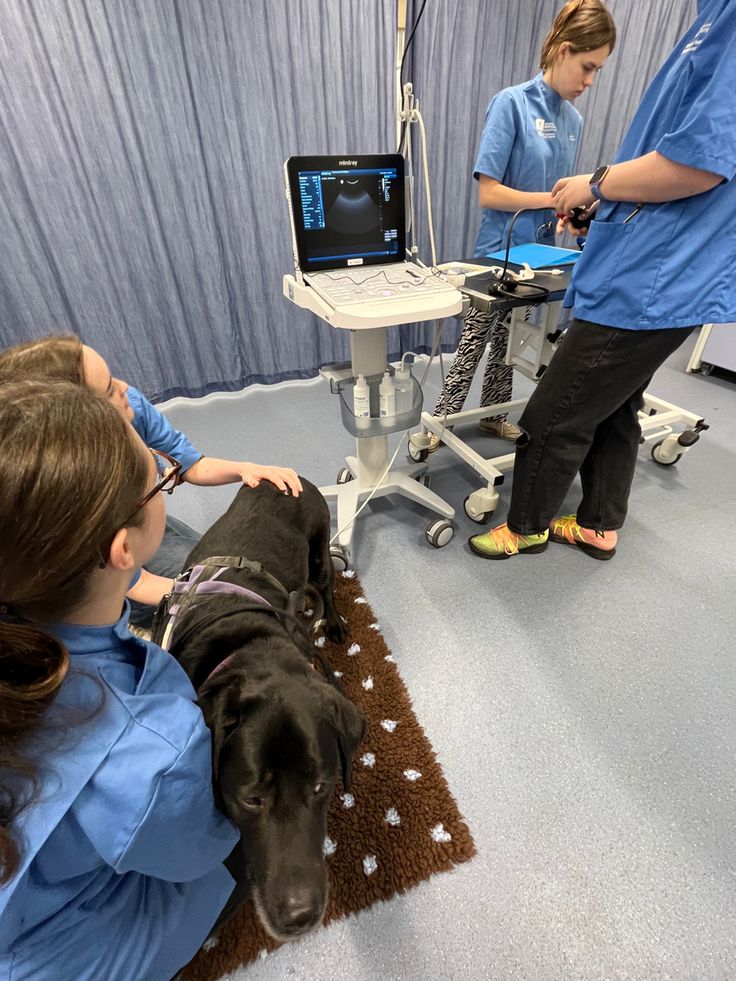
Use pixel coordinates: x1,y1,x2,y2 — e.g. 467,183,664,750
182,456,303,496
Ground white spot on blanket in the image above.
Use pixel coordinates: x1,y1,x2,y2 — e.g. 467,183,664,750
314,636,326,648
430,823,452,843
403,769,422,782
354,596,367,605
384,654,395,662
202,937,219,952
333,670,343,678
341,569,356,578
340,792,355,809
369,622,381,631
347,643,361,656
361,752,376,768
361,675,374,690
380,719,397,732
323,836,337,857
384,807,401,827
362,854,378,876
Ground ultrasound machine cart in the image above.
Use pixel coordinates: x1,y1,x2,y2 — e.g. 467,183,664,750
282,154,463,566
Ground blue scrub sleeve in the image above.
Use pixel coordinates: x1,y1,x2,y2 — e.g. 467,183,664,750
473,90,517,183
656,40,736,180
74,706,239,881
127,386,203,475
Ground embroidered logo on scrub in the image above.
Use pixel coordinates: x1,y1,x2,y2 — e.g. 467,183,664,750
535,117,557,139
683,22,710,55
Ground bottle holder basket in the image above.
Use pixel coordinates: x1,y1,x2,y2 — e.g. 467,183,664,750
331,367,423,437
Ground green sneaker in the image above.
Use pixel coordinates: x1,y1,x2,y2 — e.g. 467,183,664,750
548,514,617,560
468,522,549,560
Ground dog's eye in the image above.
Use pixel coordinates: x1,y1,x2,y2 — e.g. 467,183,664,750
242,796,263,809
314,782,326,795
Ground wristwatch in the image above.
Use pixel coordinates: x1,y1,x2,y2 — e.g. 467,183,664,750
589,165,610,202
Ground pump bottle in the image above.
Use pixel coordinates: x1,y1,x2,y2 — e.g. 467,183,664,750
379,371,396,419
394,361,413,414
353,374,370,422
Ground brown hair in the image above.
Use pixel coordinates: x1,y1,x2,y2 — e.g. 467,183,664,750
540,0,616,71
0,334,85,387
0,380,149,883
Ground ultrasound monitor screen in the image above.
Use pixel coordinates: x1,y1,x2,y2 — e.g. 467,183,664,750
286,154,405,272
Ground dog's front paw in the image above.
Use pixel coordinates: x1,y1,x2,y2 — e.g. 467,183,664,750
324,616,348,645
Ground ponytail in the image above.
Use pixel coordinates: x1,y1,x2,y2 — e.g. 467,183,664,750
0,618,69,883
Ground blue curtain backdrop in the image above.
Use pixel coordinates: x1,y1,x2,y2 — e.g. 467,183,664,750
0,0,696,401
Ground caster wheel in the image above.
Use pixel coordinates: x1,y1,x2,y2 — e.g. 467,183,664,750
329,545,350,572
336,467,354,484
425,519,454,548
414,473,430,487
463,494,491,524
408,442,429,463
700,362,713,376
651,438,682,467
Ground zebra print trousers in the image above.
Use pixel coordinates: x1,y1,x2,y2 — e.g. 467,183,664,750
433,306,512,419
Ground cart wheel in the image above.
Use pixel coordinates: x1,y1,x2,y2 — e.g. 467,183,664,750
330,545,350,572
463,494,491,524
408,442,429,463
699,362,713,376
336,467,354,484
413,473,431,487
425,519,454,548
651,438,682,467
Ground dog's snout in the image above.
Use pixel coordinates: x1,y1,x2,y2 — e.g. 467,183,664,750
280,889,322,935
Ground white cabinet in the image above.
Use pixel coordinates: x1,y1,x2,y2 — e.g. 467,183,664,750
686,324,736,374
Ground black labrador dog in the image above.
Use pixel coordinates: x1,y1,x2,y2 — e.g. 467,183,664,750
152,478,364,941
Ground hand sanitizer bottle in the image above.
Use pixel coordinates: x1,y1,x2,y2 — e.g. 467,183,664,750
379,371,396,419
394,361,413,415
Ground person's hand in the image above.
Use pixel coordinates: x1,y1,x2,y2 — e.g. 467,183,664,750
239,463,303,496
552,173,595,216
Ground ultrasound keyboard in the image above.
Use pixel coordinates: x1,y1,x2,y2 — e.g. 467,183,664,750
305,263,455,307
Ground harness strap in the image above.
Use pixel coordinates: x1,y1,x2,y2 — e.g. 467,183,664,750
151,555,346,697
156,557,275,652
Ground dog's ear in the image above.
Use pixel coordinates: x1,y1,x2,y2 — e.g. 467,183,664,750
199,676,267,783
327,689,365,791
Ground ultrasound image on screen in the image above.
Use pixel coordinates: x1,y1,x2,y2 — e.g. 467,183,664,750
296,166,402,267
324,178,379,235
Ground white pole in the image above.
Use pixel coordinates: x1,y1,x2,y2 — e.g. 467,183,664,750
396,0,407,150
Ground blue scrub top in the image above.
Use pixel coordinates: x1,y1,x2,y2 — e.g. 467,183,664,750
0,607,239,981
128,386,203,474
566,0,736,329
473,73,582,256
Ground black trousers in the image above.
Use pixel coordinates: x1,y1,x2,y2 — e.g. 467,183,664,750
506,319,695,535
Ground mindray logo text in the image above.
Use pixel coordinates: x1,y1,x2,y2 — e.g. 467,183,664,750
339,159,358,166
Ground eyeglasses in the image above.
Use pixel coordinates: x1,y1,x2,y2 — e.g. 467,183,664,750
126,449,182,524
97,449,182,567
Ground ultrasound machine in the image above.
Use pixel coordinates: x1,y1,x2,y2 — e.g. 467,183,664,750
283,153,463,561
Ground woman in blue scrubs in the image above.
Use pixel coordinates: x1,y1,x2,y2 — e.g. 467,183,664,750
0,380,240,980
469,0,736,561
429,0,616,450
0,334,302,629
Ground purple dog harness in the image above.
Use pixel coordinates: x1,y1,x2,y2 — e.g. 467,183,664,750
151,554,343,697
157,556,273,655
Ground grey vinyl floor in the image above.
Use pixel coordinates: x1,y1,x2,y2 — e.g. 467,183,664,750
162,332,736,981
